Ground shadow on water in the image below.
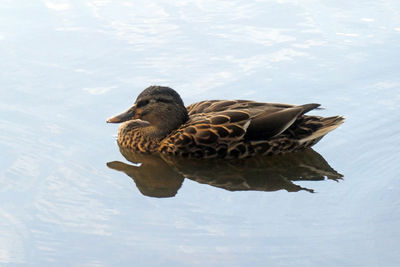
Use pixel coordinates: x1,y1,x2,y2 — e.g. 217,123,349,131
107,147,343,198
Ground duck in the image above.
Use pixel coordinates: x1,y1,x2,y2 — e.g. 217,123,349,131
107,86,344,159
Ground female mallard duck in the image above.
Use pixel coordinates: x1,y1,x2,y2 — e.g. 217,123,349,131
107,86,344,159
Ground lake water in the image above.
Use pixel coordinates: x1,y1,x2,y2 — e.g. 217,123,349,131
1,0,400,266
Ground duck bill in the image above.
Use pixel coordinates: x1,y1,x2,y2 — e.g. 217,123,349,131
106,105,136,123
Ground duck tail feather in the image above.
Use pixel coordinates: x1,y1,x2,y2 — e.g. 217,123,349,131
299,116,345,144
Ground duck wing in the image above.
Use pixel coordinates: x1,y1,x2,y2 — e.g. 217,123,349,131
245,103,320,140
187,100,321,140
185,109,253,143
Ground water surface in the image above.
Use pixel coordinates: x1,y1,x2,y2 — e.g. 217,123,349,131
1,0,400,266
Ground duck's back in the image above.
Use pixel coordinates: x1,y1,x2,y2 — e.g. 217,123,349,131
158,100,343,159
186,100,294,116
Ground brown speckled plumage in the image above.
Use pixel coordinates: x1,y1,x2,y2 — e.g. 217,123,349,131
107,86,344,159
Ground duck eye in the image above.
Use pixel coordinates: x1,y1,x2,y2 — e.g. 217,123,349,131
136,100,149,108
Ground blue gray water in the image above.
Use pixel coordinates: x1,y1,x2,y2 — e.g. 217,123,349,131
1,1,400,266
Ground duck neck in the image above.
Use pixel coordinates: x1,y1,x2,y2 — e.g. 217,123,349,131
145,109,188,139
118,123,161,152
140,125,171,140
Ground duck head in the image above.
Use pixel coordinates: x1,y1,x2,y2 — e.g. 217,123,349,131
107,86,189,138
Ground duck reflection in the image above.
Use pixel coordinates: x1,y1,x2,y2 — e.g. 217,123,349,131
107,147,343,198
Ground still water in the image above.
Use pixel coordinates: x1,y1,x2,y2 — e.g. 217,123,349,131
1,0,400,266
